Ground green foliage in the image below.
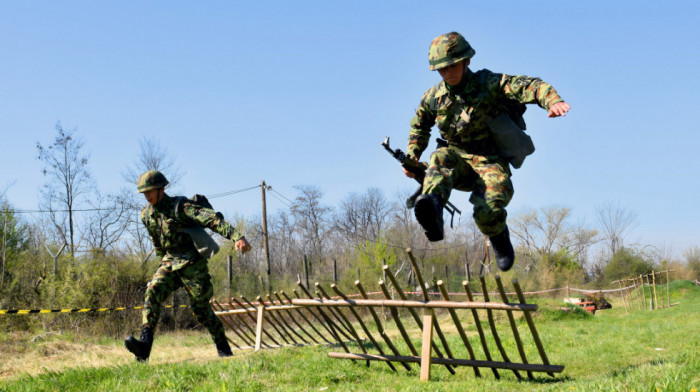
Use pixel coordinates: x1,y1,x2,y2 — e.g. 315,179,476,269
602,247,655,283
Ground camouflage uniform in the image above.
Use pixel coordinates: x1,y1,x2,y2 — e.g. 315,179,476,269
141,193,243,338
408,68,564,236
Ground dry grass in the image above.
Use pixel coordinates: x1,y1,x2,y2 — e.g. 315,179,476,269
0,329,252,381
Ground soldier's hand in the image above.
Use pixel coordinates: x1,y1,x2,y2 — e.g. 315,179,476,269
403,157,419,178
548,101,571,118
235,237,251,254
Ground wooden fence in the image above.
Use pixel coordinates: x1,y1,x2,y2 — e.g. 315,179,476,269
214,248,564,382
612,270,679,313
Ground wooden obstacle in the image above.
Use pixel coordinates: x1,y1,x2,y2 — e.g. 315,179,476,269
212,248,564,382
291,248,564,382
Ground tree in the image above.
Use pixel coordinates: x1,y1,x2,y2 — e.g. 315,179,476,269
1,198,29,287
510,206,572,258
122,136,184,186
683,246,700,279
333,187,390,244
122,136,185,261
290,185,333,275
36,123,92,257
82,190,130,255
596,201,637,257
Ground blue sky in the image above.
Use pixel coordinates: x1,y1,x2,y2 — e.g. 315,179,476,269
1,1,698,256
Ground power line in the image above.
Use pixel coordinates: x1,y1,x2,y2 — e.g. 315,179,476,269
3,184,261,214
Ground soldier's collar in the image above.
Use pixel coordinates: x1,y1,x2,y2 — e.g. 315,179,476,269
153,193,173,211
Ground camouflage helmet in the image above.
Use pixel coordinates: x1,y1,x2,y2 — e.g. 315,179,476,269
428,32,475,71
136,170,169,193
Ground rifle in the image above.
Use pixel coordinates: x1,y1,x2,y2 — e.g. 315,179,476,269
381,136,461,227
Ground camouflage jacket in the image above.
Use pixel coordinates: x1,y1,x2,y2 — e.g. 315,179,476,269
407,68,563,160
141,193,243,269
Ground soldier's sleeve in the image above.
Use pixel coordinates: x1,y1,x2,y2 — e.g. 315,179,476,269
141,207,164,258
497,73,564,110
407,92,435,161
180,202,244,242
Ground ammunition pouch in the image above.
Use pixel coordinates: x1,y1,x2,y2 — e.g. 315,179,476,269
488,112,535,169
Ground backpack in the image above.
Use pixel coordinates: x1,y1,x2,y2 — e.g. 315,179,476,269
488,99,535,169
173,194,221,259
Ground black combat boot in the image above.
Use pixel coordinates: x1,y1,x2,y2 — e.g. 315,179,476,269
414,194,444,242
489,226,515,271
214,335,233,357
124,325,154,362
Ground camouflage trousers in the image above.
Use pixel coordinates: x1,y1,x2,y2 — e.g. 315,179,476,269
423,146,514,236
142,258,226,341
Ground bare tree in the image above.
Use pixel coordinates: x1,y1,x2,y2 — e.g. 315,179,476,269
82,190,130,255
595,201,637,257
290,185,333,275
510,206,572,257
122,136,185,260
122,136,184,186
333,187,390,243
36,123,92,257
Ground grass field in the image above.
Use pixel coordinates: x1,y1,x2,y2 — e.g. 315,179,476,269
1,280,698,391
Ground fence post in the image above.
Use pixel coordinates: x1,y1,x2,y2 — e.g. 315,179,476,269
255,304,265,351
420,308,434,382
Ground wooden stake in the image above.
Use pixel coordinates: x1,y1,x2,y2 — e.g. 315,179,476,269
384,266,456,375
652,271,659,310
332,284,396,372
463,281,499,379
436,280,480,377
420,308,434,382
495,276,531,379
280,291,329,344
513,279,555,377
480,276,521,379
255,304,264,351
355,281,412,371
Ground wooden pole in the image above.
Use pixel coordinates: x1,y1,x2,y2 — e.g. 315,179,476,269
495,275,532,379
266,294,306,344
230,298,280,346
382,269,455,375
404,250,457,365
304,255,310,290
280,291,328,344
288,289,335,341
295,284,353,342
227,255,233,297
463,281,499,379
296,282,355,363
666,270,671,308
480,276,521,379
355,281,412,371
513,279,554,378
317,283,365,349
273,292,316,344
260,181,271,293
436,281,480,377
255,304,265,351
640,275,648,310
378,280,419,357
225,299,265,346
644,274,652,309
333,259,338,283
617,280,629,313
420,308,434,382
328,352,565,374
652,271,659,310
332,284,396,372
209,301,244,349
249,296,292,345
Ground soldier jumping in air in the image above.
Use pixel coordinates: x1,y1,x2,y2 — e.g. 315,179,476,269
125,170,251,361
405,32,570,271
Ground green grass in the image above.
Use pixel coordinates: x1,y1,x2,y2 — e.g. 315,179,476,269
1,281,699,391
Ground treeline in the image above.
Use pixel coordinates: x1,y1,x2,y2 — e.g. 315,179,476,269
1,124,699,336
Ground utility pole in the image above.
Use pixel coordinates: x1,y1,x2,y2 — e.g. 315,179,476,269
261,180,271,292
1,217,6,286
